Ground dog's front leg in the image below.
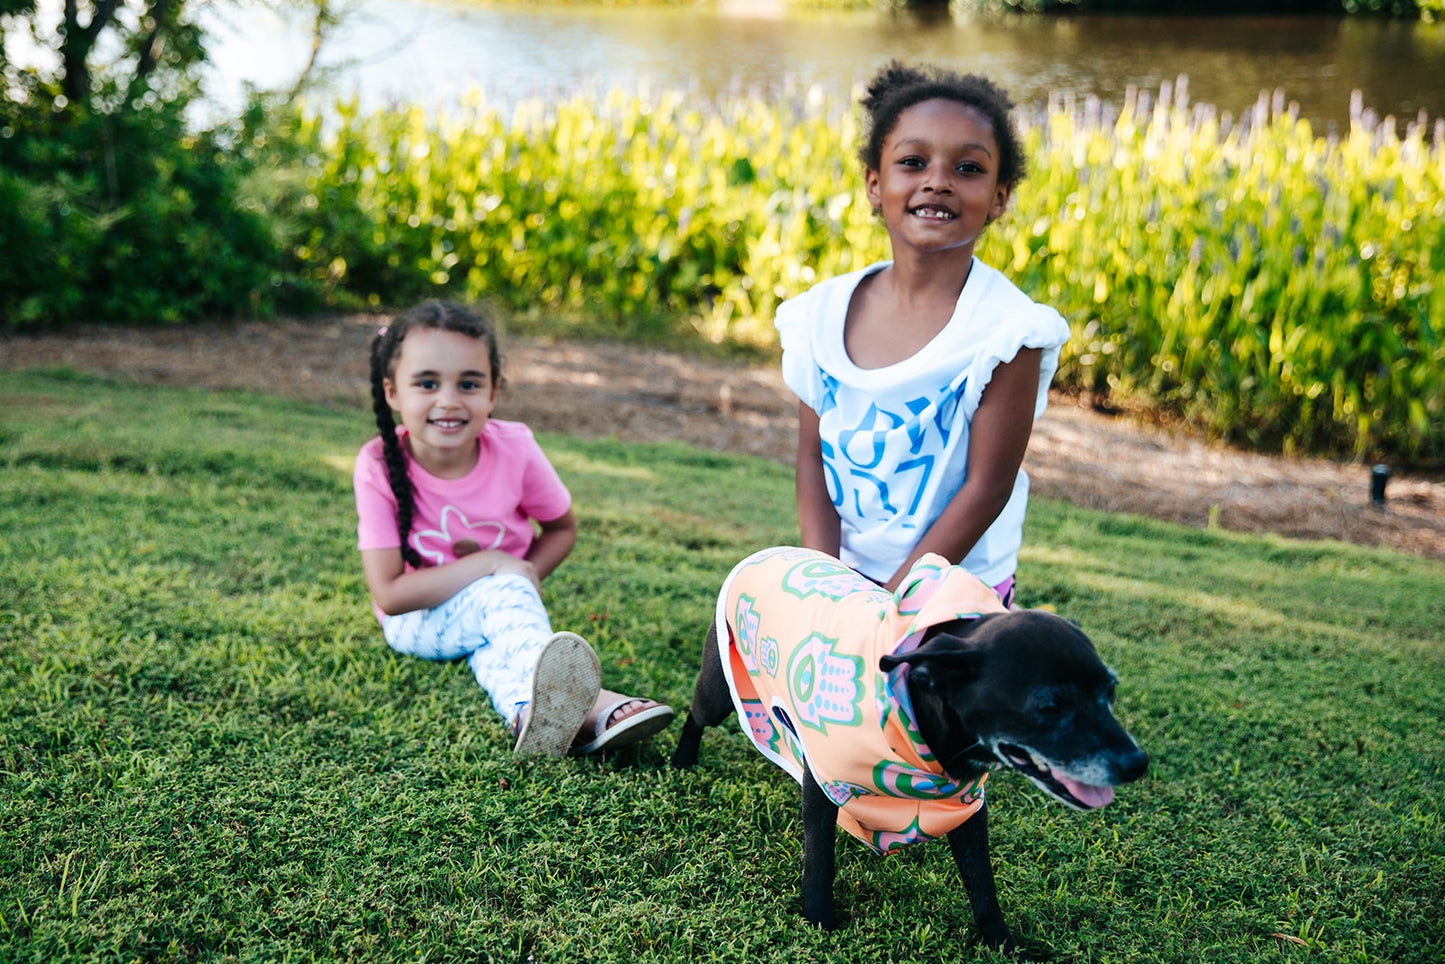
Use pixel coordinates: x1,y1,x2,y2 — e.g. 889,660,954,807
800,767,840,929
947,803,1025,958
671,623,733,769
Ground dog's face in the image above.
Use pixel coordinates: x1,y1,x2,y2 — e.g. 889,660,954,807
883,610,1148,811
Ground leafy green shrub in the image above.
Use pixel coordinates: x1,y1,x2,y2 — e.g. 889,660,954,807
997,84,1444,462
275,90,853,337
0,93,294,328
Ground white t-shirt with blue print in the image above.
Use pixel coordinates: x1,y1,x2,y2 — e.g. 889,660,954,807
776,258,1070,587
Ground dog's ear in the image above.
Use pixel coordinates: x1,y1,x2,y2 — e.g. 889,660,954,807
879,620,996,695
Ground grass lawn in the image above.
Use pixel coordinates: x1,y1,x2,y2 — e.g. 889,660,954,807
2,369,1442,963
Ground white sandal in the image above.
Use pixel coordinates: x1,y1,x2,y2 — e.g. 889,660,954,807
512,632,602,757
572,696,675,755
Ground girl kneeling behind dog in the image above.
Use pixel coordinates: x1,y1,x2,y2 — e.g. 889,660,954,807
353,300,673,756
782,62,1071,604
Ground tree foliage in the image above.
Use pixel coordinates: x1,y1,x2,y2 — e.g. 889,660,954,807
0,1,303,326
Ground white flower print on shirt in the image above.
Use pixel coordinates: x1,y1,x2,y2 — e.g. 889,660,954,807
411,505,506,565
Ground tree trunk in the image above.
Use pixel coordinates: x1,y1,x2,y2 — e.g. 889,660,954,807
60,0,124,107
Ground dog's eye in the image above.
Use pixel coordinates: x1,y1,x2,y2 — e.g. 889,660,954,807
1034,694,1065,716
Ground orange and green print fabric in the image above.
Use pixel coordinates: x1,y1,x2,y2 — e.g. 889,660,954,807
716,546,1008,854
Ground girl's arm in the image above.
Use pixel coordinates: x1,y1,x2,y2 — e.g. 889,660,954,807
882,347,1043,591
795,401,841,558
361,507,576,617
523,506,577,581
362,546,539,617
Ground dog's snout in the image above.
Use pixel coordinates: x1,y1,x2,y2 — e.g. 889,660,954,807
1117,747,1149,784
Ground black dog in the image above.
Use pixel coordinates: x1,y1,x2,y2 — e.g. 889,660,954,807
672,603,1148,957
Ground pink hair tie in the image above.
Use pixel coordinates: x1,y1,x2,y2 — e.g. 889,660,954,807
377,325,389,337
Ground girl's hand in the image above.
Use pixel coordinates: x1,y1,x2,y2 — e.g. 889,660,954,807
481,551,542,594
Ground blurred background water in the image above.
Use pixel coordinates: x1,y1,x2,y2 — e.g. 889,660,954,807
199,1,1444,132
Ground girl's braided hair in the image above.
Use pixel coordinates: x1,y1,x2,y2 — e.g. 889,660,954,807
369,300,504,569
857,60,1027,191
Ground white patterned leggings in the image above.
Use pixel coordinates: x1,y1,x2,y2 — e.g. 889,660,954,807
381,573,554,725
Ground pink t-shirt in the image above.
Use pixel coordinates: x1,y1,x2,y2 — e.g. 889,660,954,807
354,419,572,619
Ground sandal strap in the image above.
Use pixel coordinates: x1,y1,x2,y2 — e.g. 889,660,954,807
586,696,658,741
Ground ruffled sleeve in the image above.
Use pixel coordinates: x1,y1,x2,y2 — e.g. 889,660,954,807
958,298,1070,423
774,286,825,411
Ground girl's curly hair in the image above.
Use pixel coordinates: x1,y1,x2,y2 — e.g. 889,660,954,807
857,60,1027,191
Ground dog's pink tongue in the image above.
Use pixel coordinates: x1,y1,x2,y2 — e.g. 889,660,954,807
1058,775,1114,809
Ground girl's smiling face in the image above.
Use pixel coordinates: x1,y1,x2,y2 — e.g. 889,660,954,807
865,97,1012,259
383,326,497,477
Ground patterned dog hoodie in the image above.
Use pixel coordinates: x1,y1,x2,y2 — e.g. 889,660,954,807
716,546,1009,854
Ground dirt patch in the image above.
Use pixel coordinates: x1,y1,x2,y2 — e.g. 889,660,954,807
4,315,1441,562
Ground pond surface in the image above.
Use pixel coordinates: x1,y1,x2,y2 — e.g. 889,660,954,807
202,1,1444,133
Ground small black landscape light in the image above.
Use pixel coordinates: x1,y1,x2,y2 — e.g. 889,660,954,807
1370,464,1390,509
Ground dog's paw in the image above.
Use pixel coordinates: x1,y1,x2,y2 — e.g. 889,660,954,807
979,932,1038,962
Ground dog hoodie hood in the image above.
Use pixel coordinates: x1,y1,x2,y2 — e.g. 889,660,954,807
716,546,1008,854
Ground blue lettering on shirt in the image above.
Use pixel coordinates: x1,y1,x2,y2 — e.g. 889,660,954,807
820,375,967,529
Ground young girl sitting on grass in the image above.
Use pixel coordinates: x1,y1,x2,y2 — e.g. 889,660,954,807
353,300,673,756
779,62,1070,603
